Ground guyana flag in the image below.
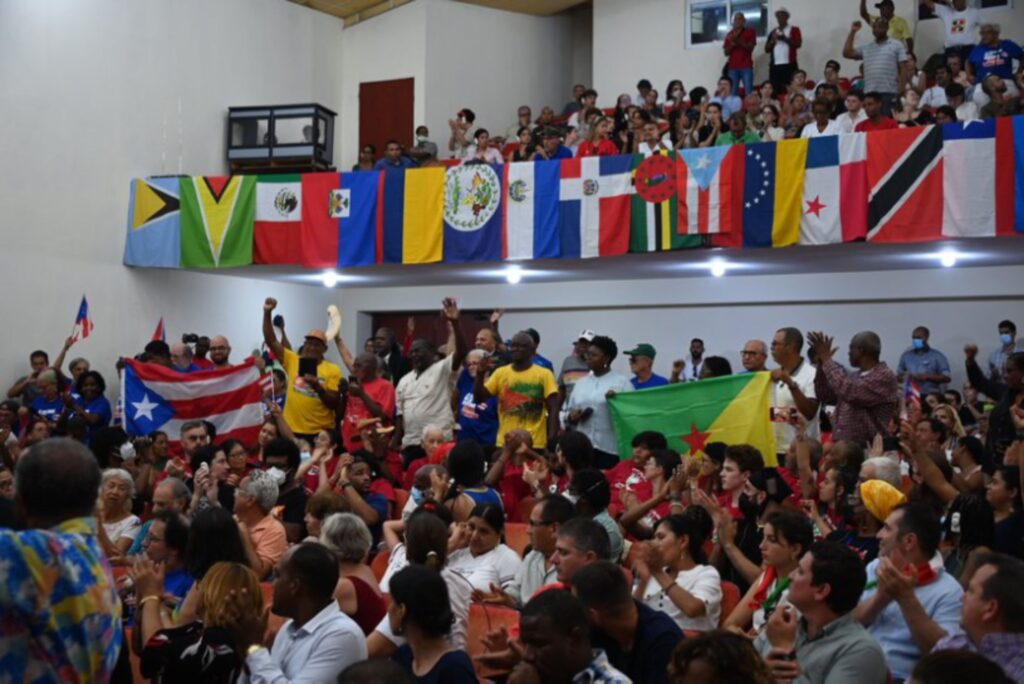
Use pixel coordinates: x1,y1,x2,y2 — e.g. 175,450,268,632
180,176,256,267
629,151,704,253
608,372,777,466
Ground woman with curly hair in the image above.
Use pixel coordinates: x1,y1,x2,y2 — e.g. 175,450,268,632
668,629,774,684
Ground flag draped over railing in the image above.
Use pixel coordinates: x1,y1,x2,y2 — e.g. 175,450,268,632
124,117,1024,271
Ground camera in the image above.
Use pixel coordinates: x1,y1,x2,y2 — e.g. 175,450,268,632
182,333,199,344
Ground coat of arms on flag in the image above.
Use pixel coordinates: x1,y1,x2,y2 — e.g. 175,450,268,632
444,165,501,230
329,189,351,219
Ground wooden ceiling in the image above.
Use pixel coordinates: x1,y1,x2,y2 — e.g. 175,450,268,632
287,0,588,26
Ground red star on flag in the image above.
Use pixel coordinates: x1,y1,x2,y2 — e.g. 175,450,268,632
680,422,712,456
805,195,826,217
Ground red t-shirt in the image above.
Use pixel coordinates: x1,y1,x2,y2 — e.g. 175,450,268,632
605,459,647,517
855,117,899,132
193,358,215,370
726,27,756,69
577,139,620,158
717,491,745,520
340,378,396,453
499,461,533,523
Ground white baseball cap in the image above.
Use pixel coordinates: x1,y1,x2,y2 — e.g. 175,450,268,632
576,329,596,342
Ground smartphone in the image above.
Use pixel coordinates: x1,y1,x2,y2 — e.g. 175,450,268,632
299,357,318,377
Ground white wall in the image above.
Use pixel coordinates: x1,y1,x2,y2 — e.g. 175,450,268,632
339,0,428,166
336,265,1024,392
0,0,345,390
568,3,595,92
423,0,576,160
592,0,1024,101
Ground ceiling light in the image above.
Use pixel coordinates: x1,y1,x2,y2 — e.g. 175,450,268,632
321,271,339,288
709,259,727,278
505,265,522,285
938,250,958,268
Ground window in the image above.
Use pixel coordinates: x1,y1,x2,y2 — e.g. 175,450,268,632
689,0,769,46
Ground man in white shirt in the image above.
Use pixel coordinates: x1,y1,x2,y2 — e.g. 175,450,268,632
946,82,980,120
836,89,869,133
770,327,819,458
393,298,467,456
921,65,951,109
924,0,981,65
240,543,367,683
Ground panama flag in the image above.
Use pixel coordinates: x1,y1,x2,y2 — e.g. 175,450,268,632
559,155,634,259
799,133,868,245
676,146,744,235
121,358,264,454
941,118,1021,238
503,159,561,260
71,296,94,344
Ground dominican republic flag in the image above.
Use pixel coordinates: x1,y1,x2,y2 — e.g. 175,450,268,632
151,317,166,343
559,155,634,258
676,146,743,235
800,133,868,245
941,118,1022,238
503,160,561,260
71,296,94,344
867,125,944,242
121,358,264,453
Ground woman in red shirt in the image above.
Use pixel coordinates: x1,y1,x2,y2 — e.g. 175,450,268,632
576,116,618,157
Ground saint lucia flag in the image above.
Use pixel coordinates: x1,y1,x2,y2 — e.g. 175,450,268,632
503,160,561,260
443,163,504,263
609,372,776,465
381,167,444,264
124,177,180,268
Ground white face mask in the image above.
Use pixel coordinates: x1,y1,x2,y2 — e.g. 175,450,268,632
266,467,287,486
299,450,312,464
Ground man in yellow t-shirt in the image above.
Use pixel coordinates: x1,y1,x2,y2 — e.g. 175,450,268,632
476,331,558,449
262,297,342,439
861,0,913,54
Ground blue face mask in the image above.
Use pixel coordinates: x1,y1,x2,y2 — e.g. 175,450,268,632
410,488,427,505
912,338,926,350
1001,333,1014,346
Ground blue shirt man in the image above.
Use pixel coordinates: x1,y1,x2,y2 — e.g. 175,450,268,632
967,33,1023,83
626,343,669,390
374,140,414,170
896,326,951,395
455,364,499,446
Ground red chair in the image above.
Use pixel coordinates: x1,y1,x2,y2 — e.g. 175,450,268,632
516,496,537,524
261,583,287,644
392,489,409,520
504,523,529,558
371,549,391,582
719,581,741,627
467,603,520,679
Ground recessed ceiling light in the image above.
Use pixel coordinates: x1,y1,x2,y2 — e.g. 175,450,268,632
938,250,958,268
709,259,727,277
505,265,522,285
322,271,339,288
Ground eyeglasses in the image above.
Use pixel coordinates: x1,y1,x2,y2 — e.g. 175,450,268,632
741,350,764,356
528,519,553,528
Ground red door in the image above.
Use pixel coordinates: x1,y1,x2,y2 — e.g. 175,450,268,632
359,78,414,160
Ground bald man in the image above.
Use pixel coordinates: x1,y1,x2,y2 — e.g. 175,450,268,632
170,343,200,373
209,335,231,368
741,340,769,372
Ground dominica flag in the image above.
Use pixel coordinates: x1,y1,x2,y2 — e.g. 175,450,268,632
629,151,704,253
608,372,777,465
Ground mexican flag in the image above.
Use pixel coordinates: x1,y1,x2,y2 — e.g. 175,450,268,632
608,372,777,465
254,174,302,264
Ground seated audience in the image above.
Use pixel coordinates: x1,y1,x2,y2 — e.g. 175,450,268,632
668,630,775,683
321,512,388,636
233,468,288,580
448,502,521,593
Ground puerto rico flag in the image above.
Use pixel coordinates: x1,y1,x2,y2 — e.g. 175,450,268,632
71,295,94,344
121,358,264,452
151,317,166,343
676,146,743,235
559,155,634,258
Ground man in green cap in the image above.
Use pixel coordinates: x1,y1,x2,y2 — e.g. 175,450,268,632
627,344,669,390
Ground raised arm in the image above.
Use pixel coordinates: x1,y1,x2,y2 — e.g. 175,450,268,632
441,298,468,371
965,344,1007,401
858,0,871,23
844,22,864,60
262,298,285,362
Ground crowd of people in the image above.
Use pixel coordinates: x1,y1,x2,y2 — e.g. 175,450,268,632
2,289,1024,683
352,3,1023,173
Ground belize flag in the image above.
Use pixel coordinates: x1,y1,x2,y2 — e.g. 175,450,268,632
559,155,634,259
443,163,504,263
121,358,264,453
503,159,561,260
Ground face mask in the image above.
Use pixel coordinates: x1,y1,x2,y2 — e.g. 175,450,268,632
411,487,427,505
299,450,312,464
1001,333,1014,345
912,338,926,350
415,135,427,144
266,467,287,486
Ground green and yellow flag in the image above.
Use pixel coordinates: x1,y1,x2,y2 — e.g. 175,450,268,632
608,372,777,465
180,175,256,267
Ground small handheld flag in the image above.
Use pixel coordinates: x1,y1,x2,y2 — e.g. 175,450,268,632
152,317,166,343
71,295,94,345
